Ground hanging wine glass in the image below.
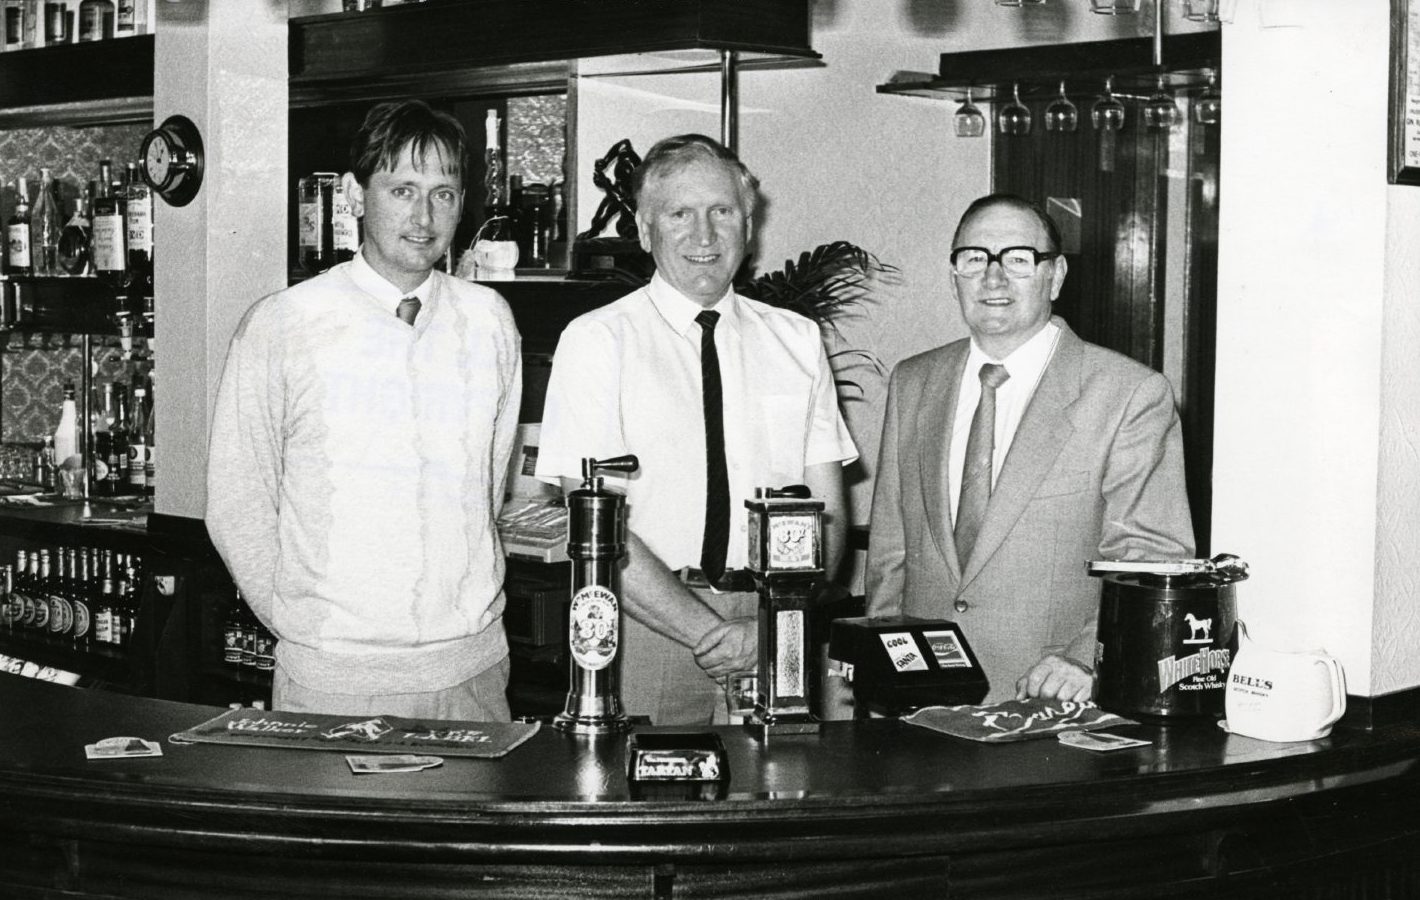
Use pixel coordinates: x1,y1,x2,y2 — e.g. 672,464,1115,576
1091,76,1125,132
1143,75,1181,130
1044,80,1078,133
1183,0,1220,22
1194,70,1221,125
998,83,1031,136
954,86,987,138
1090,0,1140,12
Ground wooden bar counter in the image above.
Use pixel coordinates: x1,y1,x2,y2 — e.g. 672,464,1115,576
2,673,1419,898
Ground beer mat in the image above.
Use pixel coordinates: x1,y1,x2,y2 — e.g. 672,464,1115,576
902,698,1136,743
169,708,541,759
86,737,163,760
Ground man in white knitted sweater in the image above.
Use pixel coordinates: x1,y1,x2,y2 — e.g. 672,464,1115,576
207,100,522,720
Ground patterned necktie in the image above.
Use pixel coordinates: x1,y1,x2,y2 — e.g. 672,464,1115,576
696,310,730,584
954,362,1010,565
396,296,421,326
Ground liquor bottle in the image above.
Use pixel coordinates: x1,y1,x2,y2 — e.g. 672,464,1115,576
297,172,336,275
254,621,275,672
332,179,359,265
114,0,142,36
34,437,55,493
94,550,114,645
32,167,63,276
105,382,129,496
122,553,141,646
6,175,33,277
124,160,153,299
128,383,148,492
43,0,69,45
111,553,131,647
0,564,14,635
3,0,39,49
13,550,35,632
239,602,257,668
45,547,74,641
89,381,110,496
77,0,112,41
142,377,155,496
57,185,91,276
223,591,245,666
69,547,91,648
30,549,52,638
90,160,128,290
53,381,81,470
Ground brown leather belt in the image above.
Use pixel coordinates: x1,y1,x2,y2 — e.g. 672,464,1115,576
678,566,757,594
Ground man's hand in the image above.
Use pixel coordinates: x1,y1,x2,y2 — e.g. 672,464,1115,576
692,617,757,678
1015,654,1095,703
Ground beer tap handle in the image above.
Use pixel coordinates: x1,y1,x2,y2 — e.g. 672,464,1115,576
580,454,639,485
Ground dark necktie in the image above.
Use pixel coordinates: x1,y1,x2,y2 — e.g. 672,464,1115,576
396,296,421,326
696,310,730,584
954,362,1010,565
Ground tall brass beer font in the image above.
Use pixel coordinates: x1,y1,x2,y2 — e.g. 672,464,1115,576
744,485,826,736
553,454,638,736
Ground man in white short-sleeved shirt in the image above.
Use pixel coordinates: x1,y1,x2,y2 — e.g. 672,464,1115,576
537,134,856,725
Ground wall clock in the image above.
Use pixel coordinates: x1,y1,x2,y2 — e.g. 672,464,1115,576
139,114,205,207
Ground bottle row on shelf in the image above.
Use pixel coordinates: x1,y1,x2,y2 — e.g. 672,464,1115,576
0,545,145,651
34,371,155,500
1,0,154,52
222,591,275,674
5,157,155,313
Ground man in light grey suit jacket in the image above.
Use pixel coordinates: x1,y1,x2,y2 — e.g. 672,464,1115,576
866,194,1195,704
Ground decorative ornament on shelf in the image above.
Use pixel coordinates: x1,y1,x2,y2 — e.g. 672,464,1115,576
569,139,651,281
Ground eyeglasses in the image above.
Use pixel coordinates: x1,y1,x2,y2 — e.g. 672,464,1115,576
950,246,1060,279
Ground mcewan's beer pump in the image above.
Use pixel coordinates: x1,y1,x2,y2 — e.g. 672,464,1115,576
553,454,638,736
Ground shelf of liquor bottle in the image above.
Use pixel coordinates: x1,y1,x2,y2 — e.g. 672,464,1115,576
0,275,145,336
0,632,132,686
0,34,153,128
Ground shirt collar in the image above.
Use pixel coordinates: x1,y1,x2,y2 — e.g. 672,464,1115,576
647,271,738,338
967,318,1061,383
350,249,434,316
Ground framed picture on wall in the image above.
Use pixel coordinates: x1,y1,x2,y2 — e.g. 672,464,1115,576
1390,0,1420,184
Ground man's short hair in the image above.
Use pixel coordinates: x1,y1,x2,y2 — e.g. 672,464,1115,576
631,133,759,217
349,99,469,187
953,193,1063,254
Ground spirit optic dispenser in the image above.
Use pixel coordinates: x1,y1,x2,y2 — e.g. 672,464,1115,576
553,454,638,736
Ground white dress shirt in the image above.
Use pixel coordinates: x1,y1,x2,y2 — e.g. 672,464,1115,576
949,320,1062,526
536,273,857,570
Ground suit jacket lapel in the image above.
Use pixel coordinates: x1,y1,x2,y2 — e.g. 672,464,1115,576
960,319,1083,589
918,343,970,579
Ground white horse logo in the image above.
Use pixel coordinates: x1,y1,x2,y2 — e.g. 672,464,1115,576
1183,612,1213,644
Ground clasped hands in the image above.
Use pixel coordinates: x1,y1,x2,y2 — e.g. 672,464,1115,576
692,616,757,679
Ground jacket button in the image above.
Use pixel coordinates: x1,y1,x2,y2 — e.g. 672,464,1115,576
954,599,969,614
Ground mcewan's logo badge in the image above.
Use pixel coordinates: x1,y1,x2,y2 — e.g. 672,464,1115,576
1157,647,1232,692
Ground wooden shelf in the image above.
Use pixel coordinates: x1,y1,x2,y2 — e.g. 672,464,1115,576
0,35,154,127
877,30,1220,103
289,0,817,106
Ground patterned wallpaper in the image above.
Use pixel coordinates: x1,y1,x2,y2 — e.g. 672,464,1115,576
1,123,148,447
507,94,566,188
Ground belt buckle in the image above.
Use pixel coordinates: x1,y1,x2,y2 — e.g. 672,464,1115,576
679,566,711,589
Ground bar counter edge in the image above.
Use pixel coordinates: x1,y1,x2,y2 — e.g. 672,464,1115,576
3,673,1420,898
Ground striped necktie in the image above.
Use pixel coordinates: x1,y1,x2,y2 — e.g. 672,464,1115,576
954,362,1010,565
